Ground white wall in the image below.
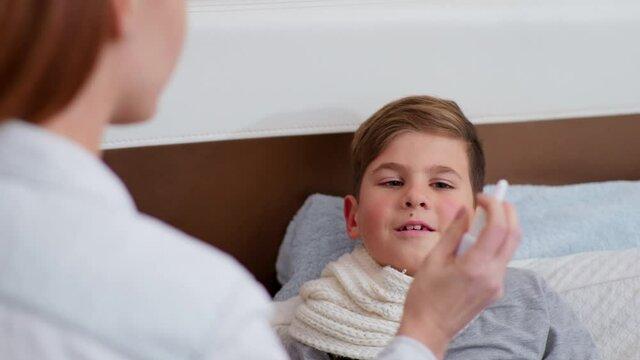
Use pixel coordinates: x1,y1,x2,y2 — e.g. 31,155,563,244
104,0,640,149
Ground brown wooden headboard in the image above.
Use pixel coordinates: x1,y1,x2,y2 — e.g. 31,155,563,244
103,114,640,294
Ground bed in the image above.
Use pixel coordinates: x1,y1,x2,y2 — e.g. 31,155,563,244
102,0,640,358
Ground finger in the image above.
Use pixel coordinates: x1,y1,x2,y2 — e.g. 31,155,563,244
431,207,469,260
497,202,521,264
473,194,508,256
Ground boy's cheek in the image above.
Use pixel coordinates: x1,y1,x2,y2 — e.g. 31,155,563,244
439,199,469,229
361,194,393,218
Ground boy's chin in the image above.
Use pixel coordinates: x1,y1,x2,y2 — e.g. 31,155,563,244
398,249,437,275
386,259,422,277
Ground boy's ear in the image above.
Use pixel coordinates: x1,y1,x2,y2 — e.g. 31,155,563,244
344,195,360,240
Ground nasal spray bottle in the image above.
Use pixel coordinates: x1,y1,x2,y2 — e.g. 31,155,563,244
456,179,509,256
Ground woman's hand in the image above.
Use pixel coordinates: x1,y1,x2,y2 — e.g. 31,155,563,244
397,194,521,359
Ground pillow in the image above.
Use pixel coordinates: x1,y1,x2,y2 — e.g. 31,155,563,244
511,248,640,360
274,181,640,300
274,194,358,300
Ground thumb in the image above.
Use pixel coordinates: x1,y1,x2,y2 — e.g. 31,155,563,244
432,207,470,259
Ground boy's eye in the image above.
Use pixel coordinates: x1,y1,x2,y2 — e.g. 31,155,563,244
432,181,454,189
381,180,403,187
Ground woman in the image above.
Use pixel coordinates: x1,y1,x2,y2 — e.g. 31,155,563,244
0,1,520,359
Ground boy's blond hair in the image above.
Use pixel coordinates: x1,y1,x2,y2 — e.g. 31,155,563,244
351,95,485,197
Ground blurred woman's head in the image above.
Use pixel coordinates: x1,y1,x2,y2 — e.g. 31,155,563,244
0,0,186,125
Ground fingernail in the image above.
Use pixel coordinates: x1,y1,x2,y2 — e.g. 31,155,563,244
455,207,465,220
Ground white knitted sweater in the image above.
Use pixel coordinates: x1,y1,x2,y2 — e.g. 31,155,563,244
288,245,412,360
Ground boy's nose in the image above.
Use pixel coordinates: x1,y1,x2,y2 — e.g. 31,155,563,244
403,184,430,209
404,200,427,209
404,194,429,209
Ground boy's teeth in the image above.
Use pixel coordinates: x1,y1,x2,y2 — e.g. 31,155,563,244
404,225,422,231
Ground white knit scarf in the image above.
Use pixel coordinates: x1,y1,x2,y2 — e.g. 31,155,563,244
289,245,413,360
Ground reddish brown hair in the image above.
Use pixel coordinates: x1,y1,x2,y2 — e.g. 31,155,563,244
351,95,485,196
0,0,114,122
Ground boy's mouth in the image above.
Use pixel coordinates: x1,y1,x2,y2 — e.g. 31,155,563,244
395,222,435,232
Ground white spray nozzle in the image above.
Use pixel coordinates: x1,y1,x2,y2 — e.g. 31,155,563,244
493,179,509,202
456,179,509,256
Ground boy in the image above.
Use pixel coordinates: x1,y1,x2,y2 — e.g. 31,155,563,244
277,96,598,359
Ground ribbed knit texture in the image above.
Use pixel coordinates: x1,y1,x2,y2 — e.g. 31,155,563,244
289,245,412,360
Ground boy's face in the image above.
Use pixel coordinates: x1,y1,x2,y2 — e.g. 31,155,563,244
344,131,475,275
